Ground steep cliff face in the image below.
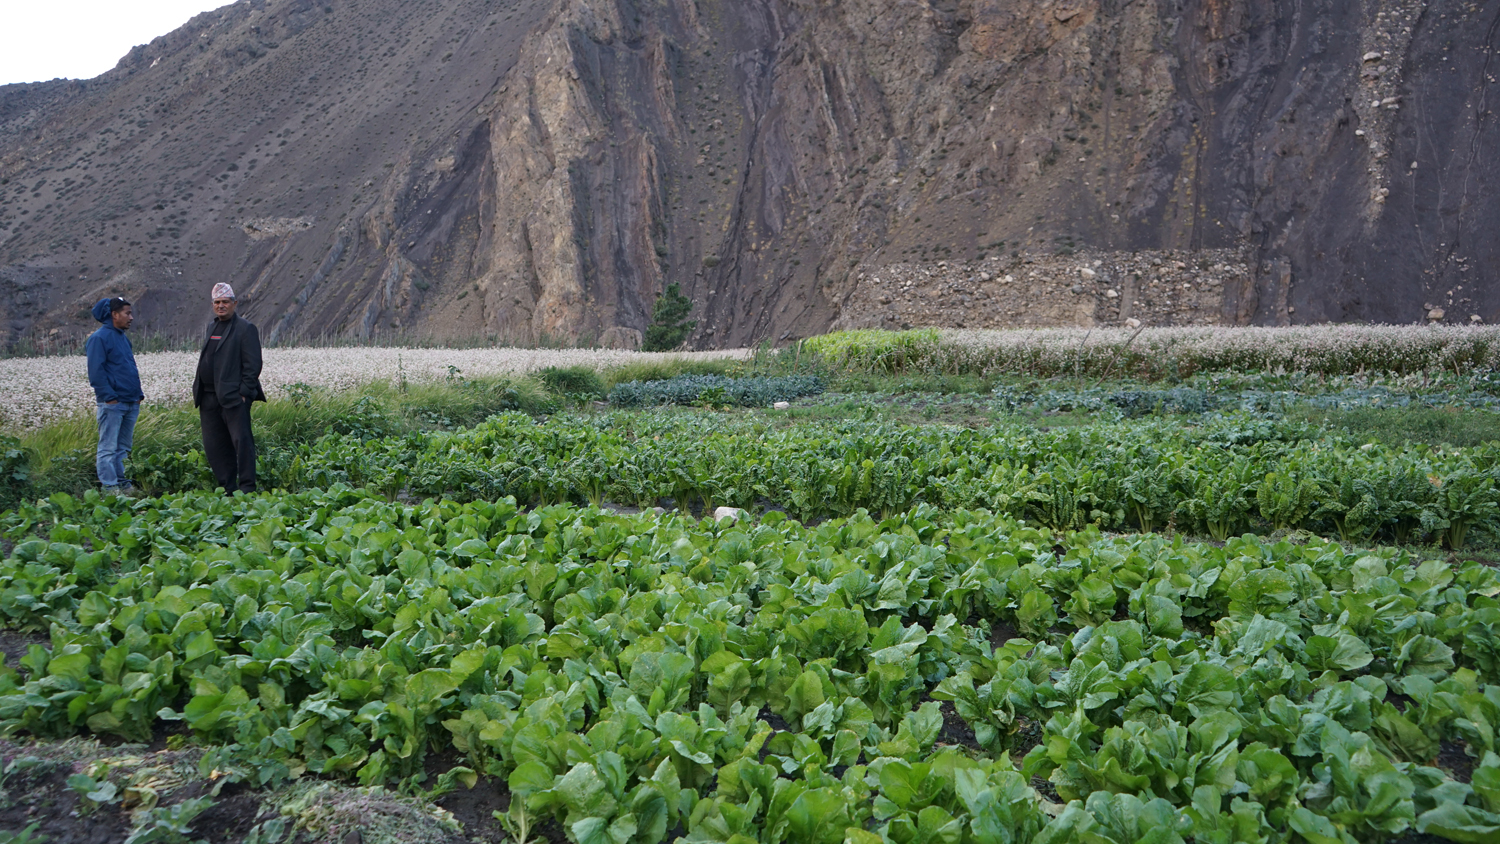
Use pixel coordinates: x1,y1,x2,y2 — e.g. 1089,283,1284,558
1,0,1495,349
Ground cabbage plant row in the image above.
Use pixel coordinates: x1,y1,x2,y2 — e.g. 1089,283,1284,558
135,411,1500,548
1,489,1498,844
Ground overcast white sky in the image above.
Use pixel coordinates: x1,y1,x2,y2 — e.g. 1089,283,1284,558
0,1,232,85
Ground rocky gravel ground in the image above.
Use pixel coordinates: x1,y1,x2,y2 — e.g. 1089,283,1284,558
835,248,1250,331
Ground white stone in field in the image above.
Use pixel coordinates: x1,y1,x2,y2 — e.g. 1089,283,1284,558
773,401,791,410
1428,307,1445,320
1473,315,1484,323
1125,318,1142,328
1002,274,1014,283
1079,267,1096,278
1363,51,1383,62
713,507,747,522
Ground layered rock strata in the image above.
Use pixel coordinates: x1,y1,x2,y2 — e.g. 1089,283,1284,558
1,0,1495,349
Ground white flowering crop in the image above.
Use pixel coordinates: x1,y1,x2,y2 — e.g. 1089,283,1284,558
926,325,1500,378
0,346,746,430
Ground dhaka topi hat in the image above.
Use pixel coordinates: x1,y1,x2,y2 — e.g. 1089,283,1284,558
212,283,236,300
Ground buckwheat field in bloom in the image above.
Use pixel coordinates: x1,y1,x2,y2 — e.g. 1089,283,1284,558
0,346,748,429
5,326,1496,429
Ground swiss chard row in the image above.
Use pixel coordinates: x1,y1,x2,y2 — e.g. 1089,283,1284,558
1,490,1499,843
129,411,1500,548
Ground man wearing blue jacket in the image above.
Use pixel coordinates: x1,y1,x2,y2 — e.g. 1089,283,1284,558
85,297,143,494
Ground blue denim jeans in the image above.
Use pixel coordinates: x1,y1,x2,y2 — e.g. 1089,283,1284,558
95,401,140,488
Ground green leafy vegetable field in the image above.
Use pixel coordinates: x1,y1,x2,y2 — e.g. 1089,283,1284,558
2,346,1498,843
2,486,1499,844
127,410,1500,549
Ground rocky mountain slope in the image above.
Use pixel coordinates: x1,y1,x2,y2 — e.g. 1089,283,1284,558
1,0,1495,350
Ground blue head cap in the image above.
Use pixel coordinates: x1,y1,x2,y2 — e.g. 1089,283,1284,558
91,297,131,323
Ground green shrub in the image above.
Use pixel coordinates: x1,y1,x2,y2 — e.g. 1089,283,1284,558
537,366,606,399
601,358,736,387
132,449,215,496
801,329,943,373
31,448,97,499
642,284,696,352
0,435,31,508
1291,405,1500,449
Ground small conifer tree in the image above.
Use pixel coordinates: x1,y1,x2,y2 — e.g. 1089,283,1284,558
643,283,696,351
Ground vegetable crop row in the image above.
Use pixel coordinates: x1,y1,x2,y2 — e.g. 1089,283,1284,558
131,412,1500,548
607,375,826,408
1,490,1498,843
987,383,1500,420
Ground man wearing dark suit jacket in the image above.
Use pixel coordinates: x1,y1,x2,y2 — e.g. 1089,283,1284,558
192,283,268,494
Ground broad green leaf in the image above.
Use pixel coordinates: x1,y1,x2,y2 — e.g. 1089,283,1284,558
786,670,827,722
553,762,617,818
406,669,458,706
1474,754,1500,814
785,787,852,844
1175,662,1235,718
508,761,555,796
47,652,91,682
453,538,492,558
1016,590,1057,638
183,630,217,663
1236,743,1299,805
1143,594,1184,637
1351,556,1388,591
77,592,113,627
906,702,944,749
1306,633,1374,672
450,648,487,683
1417,802,1500,844
1395,635,1455,679
1290,806,1353,844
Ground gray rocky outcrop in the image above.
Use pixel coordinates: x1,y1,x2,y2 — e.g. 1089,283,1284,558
0,0,1495,349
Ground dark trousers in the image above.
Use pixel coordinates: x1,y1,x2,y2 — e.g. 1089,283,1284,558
200,392,257,493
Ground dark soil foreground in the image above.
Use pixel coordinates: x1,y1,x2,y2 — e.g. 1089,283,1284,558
0,737,543,844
